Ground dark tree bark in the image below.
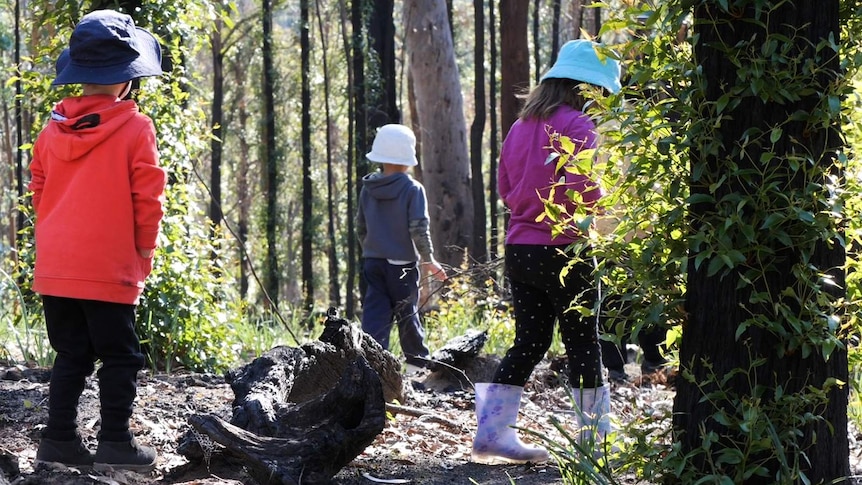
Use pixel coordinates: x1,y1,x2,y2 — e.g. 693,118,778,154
499,0,529,137
315,0,341,308
1,79,13,256
566,0,584,42
550,0,561,64
13,0,23,240
367,0,399,127
488,0,500,261
348,0,369,319
340,0,359,318
470,0,488,264
532,0,540,84
262,0,280,307
300,0,314,314
190,358,386,485
674,2,849,483
209,19,224,260
233,59,252,299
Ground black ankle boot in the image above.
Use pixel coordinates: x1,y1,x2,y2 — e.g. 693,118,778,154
35,436,95,468
93,437,157,473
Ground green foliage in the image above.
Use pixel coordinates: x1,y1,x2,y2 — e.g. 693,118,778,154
400,265,523,361
138,217,236,373
0,237,52,366
544,0,862,482
667,351,833,484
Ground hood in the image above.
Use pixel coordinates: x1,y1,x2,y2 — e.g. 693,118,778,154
361,172,412,200
41,94,139,162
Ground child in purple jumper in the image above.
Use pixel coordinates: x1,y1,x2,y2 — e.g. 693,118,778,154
472,39,621,464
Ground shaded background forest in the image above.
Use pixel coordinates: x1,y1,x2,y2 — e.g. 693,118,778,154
0,0,619,315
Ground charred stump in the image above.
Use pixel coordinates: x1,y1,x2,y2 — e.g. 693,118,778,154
183,309,399,485
428,328,487,372
189,358,385,485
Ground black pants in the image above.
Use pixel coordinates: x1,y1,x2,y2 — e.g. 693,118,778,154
494,244,603,388
42,296,145,442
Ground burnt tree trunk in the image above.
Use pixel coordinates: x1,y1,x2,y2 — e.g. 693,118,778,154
184,311,401,485
674,2,848,482
190,358,385,485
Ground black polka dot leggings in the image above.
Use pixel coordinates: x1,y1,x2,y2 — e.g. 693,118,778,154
493,244,604,388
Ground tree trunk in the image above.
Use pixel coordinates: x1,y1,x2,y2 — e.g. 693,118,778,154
230,45,252,299
499,0,529,137
348,0,367,319
315,0,341,308
262,0,280,307
367,0,399,127
13,0,24,243
550,0,561,64
300,0,314,314
209,20,224,261
563,0,583,42
532,0,540,85
182,311,399,485
470,0,488,264
674,2,849,482
488,0,500,261
403,0,475,268
2,69,14,257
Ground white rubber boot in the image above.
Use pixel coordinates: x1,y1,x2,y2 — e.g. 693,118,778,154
572,385,616,448
471,383,550,464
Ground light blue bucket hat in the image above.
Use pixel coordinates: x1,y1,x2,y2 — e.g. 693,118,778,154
540,39,621,93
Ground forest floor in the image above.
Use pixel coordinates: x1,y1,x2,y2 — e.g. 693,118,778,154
0,356,859,485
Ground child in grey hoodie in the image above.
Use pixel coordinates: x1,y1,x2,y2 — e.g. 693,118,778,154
356,124,446,370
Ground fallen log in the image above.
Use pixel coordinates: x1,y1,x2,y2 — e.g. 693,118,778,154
227,309,402,435
182,309,398,484
427,328,488,372
189,357,385,485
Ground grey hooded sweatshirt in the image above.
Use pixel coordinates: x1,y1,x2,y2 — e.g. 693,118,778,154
356,171,434,263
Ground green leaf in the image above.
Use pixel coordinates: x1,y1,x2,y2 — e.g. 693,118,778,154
707,256,726,277
770,127,782,144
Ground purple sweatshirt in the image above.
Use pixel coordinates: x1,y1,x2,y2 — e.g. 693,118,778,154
498,105,601,246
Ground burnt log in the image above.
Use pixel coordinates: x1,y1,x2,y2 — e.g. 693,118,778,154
428,328,488,371
228,309,402,435
182,309,398,484
189,358,386,485
422,330,498,392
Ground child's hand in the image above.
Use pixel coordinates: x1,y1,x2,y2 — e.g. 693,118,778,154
423,261,447,281
138,248,155,258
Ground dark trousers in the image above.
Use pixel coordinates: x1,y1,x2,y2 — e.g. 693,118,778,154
494,245,604,388
42,295,145,442
361,258,430,366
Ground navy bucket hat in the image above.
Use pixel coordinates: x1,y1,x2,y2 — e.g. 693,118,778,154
53,10,164,86
541,39,621,93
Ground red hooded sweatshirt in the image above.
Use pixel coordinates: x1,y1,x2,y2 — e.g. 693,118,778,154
29,94,167,305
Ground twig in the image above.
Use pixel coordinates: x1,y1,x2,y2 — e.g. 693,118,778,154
385,402,461,430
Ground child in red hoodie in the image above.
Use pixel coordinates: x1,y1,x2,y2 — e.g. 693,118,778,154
29,9,166,472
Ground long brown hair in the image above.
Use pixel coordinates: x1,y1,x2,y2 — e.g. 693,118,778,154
518,78,588,120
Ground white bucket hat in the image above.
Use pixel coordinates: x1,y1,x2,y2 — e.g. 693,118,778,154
366,124,418,167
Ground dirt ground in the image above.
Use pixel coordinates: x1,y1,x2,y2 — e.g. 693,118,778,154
0,357,858,485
